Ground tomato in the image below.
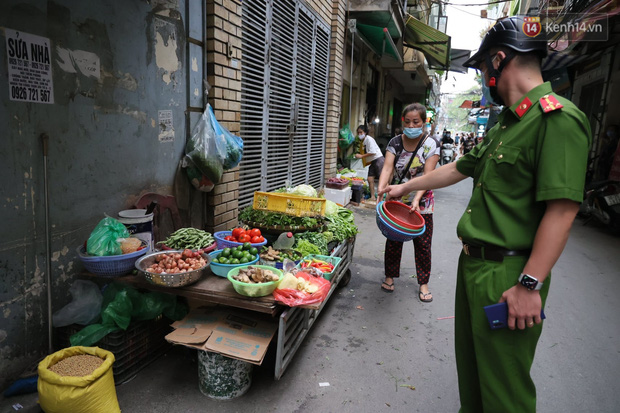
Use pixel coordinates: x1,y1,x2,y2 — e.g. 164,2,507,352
238,234,251,243
232,228,245,239
249,228,262,238
251,235,262,244
257,236,265,243
224,235,234,241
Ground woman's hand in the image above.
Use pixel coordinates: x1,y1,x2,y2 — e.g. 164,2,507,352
410,199,421,213
355,154,362,159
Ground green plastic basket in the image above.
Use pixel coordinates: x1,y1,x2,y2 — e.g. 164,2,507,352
297,254,342,281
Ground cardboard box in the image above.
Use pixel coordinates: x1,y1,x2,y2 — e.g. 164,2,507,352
323,186,352,206
165,307,278,365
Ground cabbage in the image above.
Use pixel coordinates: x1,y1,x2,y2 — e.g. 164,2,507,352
290,184,317,197
324,200,339,216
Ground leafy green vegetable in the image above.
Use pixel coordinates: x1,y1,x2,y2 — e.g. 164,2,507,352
324,200,339,216
325,207,358,242
295,231,328,255
295,239,322,257
239,207,319,228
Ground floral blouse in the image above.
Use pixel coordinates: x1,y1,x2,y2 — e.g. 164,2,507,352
386,134,440,214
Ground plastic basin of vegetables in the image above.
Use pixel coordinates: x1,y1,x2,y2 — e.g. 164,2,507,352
77,241,149,277
227,265,283,297
135,250,211,288
214,231,268,250
209,249,259,278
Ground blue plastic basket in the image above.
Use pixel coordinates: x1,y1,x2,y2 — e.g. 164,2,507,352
214,231,268,250
375,202,425,242
208,249,259,278
77,244,149,277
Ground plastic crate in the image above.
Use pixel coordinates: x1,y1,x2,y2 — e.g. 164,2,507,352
325,180,349,190
253,191,326,217
54,316,172,385
297,254,342,281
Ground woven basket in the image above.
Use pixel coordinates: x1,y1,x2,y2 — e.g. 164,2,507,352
77,244,148,277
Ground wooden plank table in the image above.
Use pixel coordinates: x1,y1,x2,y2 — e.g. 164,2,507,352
88,269,281,316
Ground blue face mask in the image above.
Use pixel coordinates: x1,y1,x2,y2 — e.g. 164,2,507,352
403,127,423,139
481,81,497,106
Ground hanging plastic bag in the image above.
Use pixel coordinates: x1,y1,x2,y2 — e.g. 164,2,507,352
184,104,244,185
272,271,331,307
86,217,130,256
185,104,226,184
206,104,244,170
52,280,103,327
338,124,355,149
38,346,120,413
182,157,215,192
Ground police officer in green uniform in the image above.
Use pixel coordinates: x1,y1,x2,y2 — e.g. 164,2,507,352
379,16,591,412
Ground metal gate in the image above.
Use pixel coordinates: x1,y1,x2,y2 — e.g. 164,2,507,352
240,0,331,207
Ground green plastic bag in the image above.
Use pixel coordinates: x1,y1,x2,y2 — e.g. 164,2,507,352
86,217,130,256
70,283,189,347
339,124,355,149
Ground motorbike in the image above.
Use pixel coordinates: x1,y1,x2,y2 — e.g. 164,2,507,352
440,143,455,165
578,180,620,232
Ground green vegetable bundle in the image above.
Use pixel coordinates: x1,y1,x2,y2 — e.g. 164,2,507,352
325,207,358,242
239,206,319,228
295,231,329,255
158,228,215,250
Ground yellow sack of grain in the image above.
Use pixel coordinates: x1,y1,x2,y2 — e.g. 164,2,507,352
38,346,120,413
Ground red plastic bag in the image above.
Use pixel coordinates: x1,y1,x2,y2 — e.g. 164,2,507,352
272,272,331,307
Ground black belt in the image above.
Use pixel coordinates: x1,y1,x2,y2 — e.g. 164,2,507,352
462,244,531,262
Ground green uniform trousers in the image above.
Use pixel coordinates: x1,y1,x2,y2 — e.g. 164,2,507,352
455,251,550,413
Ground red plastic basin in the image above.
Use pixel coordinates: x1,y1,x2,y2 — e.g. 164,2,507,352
382,201,425,230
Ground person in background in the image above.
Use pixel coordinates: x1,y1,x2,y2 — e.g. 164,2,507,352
377,103,439,301
355,124,384,203
378,16,590,412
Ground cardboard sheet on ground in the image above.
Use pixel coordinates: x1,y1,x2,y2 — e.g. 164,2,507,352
165,307,277,365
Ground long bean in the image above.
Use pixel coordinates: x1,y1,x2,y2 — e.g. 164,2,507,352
157,228,215,250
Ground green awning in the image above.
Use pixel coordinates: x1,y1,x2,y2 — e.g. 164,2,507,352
403,14,451,70
356,23,402,63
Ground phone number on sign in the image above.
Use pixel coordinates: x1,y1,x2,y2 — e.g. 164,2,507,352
11,86,51,102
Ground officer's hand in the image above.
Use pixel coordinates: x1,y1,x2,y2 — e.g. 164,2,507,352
498,285,543,330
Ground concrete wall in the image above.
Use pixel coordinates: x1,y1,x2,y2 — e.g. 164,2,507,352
0,0,191,389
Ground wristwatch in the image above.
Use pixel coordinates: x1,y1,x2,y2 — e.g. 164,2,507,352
518,273,543,291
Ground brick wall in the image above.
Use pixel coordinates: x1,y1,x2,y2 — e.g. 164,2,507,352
205,0,242,232
325,1,347,176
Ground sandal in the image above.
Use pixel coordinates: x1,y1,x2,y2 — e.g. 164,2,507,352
419,289,433,302
381,280,394,293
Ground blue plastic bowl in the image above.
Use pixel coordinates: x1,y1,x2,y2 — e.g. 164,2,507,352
208,249,259,278
375,202,426,242
377,202,425,234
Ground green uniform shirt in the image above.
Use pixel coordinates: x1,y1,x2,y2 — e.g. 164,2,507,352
455,82,591,250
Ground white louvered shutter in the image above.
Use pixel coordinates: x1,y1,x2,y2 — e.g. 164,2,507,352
240,0,330,207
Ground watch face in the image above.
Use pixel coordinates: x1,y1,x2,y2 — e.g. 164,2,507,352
520,274,538,290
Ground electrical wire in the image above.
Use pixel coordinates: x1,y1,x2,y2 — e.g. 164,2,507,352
431,0,512,6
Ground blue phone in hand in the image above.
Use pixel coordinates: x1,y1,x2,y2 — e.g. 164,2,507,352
483,302,546,330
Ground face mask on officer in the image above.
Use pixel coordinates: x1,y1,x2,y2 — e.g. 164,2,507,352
481,53,513,107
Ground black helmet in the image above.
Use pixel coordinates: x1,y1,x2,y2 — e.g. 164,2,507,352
464,15,548,69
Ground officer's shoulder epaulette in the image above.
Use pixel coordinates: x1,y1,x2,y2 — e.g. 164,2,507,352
539,94,564,113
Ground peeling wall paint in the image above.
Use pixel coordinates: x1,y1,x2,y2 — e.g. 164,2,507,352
0,0,189,390
154,21,180,85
